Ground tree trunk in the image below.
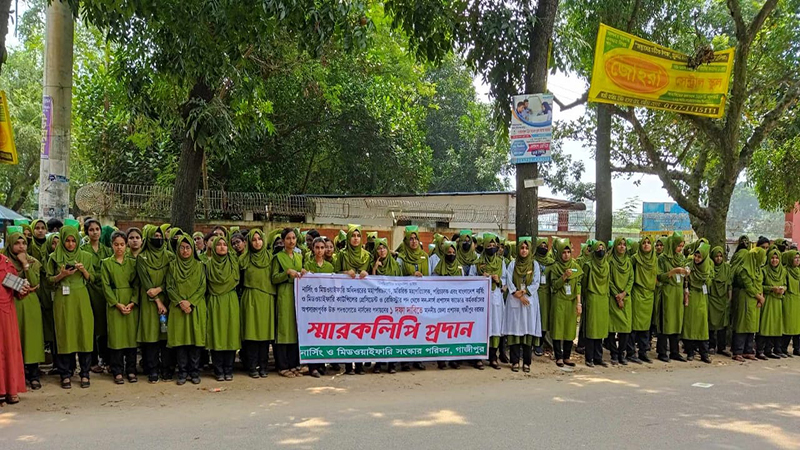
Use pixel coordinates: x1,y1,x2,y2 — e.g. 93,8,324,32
0,0,12,75
170,81,214,232
595,104,612,243
517,0,559,238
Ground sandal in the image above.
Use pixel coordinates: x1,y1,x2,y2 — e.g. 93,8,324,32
556,359,565,367
511,364,520,372
30,380,42,390
6,395,20,404
279,370,295,378
474,361,485,370
90,365,104,374
80,377,91,388
489,361,501,370
61,378,72,389
127,374,138,383
114,375,125,385
523,365,531,373
564,359,576,367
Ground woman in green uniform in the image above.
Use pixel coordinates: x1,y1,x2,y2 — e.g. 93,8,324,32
304,236,336,378
240,229,276,379
396,226,430,370
708,247,733,356
204,235,241,381
732,248,766,361
628,236,657,363
607,237,634,365
456,230,479,276
369,237,403,373
470,233,505,369
335,224,371,374
781,250,800,356
166,234,206,386
581,241,610,367
28,219,48,263
549,238,582,367
757,248,786,359
271,228,306,378
81,218,112,373
730,236,750,267
432,240,466,370
101,231,140,384
656,233,689,363
683,243,712,363
533,238,555,357
4,227,45,389
126,228,143,259
48,219,95,389
41,232,60,356
137,225,175,383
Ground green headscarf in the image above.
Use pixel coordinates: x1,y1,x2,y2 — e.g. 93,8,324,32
739,247,767,290
688,242,712,290
334,229,347,250
476,233,503,290
626,238,639,258
534,237,555,267
632,236,657,289
782,250,800,295
168,234,205,299
431,233,445,258
339,224,370,271
139,224,172,271
710,246,733,297
583,240,609,294
434,240,462,276
205,235,240,295
763,248,786,287
512,237,534,288
2,227,31,272
373,238,401,276
396,226,426,265
456,231,478,267
609,237,632,289
243,228,271,269
100,225,117,248
662,232,686,269
265,229,282,252
50,223,82,267
44,233,59,260
550,238,582,288
655,237,666,256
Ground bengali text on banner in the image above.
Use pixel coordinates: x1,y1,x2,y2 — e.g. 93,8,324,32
294,274,491,363
588,23,734,118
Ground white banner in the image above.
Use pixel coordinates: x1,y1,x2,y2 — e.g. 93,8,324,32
294,274,490,363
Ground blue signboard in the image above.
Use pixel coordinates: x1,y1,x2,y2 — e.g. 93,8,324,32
641,202,692,232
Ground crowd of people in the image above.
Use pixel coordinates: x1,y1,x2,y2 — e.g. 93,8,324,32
1,217,798,407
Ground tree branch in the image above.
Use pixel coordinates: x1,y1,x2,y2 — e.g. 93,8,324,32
610,105,707,220
681,114,722,148
738,80,800,170
626,0,642,32
747,0,778,45
553,90,588,111
726,0,748,43
611,163,690,182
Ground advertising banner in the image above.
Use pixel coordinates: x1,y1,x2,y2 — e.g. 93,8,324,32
509,93,553,164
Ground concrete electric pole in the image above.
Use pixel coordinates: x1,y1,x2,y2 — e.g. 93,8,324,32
38,0,73,220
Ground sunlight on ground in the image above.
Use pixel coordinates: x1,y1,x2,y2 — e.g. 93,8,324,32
16,435,44,443
738,403,800,418
305,386,347,395
392,409,469,427
293,417,331,428
637,389,663,394
552,396,586,403
0,412,17,428
277,437,320,445
695,419,800,450
370,412,385,418
571,375,641,388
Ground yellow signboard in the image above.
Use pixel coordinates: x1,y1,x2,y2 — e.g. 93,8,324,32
589,24,734,118
0,90,18,165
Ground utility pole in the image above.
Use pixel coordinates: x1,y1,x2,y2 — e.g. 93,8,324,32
38,0,73,220
517,0,559,238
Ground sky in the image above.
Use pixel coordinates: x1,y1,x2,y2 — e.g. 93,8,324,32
474,71,675,213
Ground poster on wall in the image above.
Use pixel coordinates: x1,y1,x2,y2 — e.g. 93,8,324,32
509,93,553,164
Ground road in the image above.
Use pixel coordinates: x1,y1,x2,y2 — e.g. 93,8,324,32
2,356,799,449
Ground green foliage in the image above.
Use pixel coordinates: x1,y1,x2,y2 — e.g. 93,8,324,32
728,182,785,238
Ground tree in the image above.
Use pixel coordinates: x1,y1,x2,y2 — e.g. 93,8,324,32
0,0,13,75
727,182,785,239
0,15,44,212
78,0,371,231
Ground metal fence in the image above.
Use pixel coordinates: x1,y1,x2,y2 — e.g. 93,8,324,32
74,181,596,228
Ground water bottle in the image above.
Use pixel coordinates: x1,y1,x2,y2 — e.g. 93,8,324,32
159,314,168,333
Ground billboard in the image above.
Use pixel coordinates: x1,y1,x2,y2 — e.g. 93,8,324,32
642,202,692,234
509,93,553,164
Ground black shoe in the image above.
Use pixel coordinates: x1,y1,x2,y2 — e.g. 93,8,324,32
249,371,260,379
778,353,789,359
658,355,670,363
718,349,732,357
686,354,695,361
216,374,225,381
413,362,426,370
670,354,687,362
709,348,716,355
499,352,510,364
177,377,187,386
585,361,595,368
627,356,642,365
766,352,781,359
224,374,233,381
618,358,628,366
438,362,447,370
372,366,382,374
700,355,712,364
162,373,174,382
80,378,91,388
259,369,268,378
355,367,365,375
148,373,159,384
756,353,768,360
595,360,609,368
640,354,653,364
401,364,411,372
448,361,460,369
190,375,201,385
534,346,544,357
576,347,585,355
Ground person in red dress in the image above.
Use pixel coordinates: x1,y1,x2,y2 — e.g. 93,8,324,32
0,252,28,405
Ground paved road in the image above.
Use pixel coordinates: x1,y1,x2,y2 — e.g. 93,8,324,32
2,358,799,449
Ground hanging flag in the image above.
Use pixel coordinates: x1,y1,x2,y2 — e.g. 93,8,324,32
0,91,18,165
588,24,734,118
